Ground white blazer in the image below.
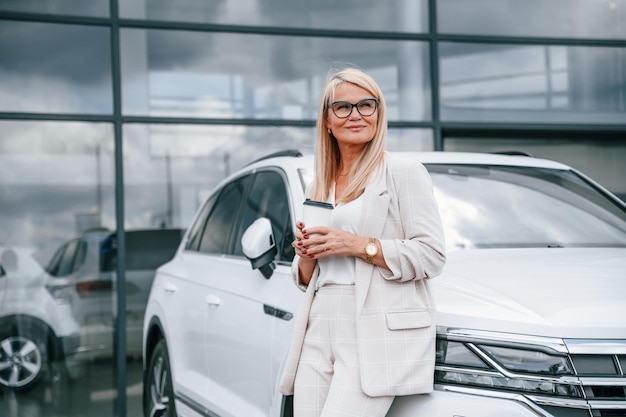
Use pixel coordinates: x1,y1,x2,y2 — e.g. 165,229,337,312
279,153,446,397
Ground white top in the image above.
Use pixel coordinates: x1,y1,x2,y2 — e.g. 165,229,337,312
316,189,363,289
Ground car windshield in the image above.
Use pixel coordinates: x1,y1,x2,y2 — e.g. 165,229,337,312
299,164,626,250
430,164,626,249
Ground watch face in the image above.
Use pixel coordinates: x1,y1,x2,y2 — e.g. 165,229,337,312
366,243,377,256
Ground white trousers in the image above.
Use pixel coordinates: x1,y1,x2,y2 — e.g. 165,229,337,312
293,284,394,417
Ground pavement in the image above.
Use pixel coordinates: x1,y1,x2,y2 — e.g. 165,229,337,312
0,358,144,417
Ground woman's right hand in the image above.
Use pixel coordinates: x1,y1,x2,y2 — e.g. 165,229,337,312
293,221,316,285
292,221,311,258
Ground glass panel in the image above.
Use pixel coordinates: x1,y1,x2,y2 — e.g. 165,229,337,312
438,0,626,39
387,128,434,151
0,0,108,17
123,124,315,232
120,0,428,33
122,124,436,238
443,137,626,201
439,43,626,124
0,120,119,416
120,29,431,121
0,21,112,114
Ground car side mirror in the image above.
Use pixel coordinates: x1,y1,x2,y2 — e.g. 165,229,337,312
241,217,277,279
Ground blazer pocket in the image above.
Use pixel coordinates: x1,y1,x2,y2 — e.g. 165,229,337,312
386,309,431,330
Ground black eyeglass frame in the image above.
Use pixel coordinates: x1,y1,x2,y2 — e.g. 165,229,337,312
326,98,380,119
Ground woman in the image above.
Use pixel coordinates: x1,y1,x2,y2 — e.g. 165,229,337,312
279,68,446,417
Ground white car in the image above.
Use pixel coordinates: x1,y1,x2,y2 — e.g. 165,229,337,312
0,246,82,394
142,151,626,417
45,228,184,360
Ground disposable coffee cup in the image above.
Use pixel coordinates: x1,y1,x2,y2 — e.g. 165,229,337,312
302,199,334,232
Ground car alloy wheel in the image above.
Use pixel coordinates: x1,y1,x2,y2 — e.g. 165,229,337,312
0,334,43,390
145,340,177,417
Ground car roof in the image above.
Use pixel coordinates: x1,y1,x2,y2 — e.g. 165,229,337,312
242,150,572,173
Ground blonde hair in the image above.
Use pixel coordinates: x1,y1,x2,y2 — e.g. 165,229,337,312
309,68,387,204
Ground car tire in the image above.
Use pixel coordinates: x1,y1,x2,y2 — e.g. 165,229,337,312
144,339,177,417
0,326,47,392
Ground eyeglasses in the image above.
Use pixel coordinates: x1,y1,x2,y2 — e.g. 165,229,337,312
327,98,379,119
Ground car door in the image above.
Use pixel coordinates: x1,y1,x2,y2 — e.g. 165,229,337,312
203,169,297,417
165,175,253,411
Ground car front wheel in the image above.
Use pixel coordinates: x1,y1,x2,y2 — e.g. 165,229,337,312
0,332,45,391
144,339,177,417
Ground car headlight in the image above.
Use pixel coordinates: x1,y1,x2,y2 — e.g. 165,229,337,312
435,338,583,398
480,345,572,375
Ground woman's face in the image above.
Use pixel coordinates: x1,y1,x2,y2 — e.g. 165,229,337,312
326,83,378,149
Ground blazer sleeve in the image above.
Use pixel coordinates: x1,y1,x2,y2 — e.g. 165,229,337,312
379,156,446,282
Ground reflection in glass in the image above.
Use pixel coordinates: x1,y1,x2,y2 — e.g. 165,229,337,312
387,128,433,152
121,29,431,121
444,137,626,200
0,21,112,114
439,43,626,124
45,228,184,363
0,120,115,257
428,164,626,250
123,124,432,233
120,0,428,33
0,120,119,416
0,0,108,17
438,0,626,39
123,124,314,230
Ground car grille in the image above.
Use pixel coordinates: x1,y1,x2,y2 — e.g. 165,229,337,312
565,341,626,417
530,352,626,417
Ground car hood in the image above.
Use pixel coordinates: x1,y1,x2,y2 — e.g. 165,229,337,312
432,247,626,339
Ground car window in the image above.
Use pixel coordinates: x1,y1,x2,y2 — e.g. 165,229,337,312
99,230,184,271
185,194,217,252
57,240,78,276
46,243,67,276
73,239,87,271
125,230,183,270
233,170,295,261
427,164,626,249
198,175,252,255
47,239,88,277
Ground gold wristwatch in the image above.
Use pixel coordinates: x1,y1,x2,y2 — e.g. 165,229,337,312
365,237,378,263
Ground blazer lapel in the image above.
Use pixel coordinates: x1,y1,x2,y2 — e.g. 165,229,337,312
355,158,390,316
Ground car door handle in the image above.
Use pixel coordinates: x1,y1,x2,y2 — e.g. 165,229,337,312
263,304,294,321
206,294,222,306
164,283,177,293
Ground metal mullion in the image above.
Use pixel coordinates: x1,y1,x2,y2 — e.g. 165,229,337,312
0,10,110,27
108,0,127,415
429,0,442,151
2,10,625,49
121,116,316,127
116,18,434,41
441,122,626,135
434,33,626,48
0,112,114,122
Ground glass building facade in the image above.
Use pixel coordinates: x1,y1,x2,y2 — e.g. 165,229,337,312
0,1,624,416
